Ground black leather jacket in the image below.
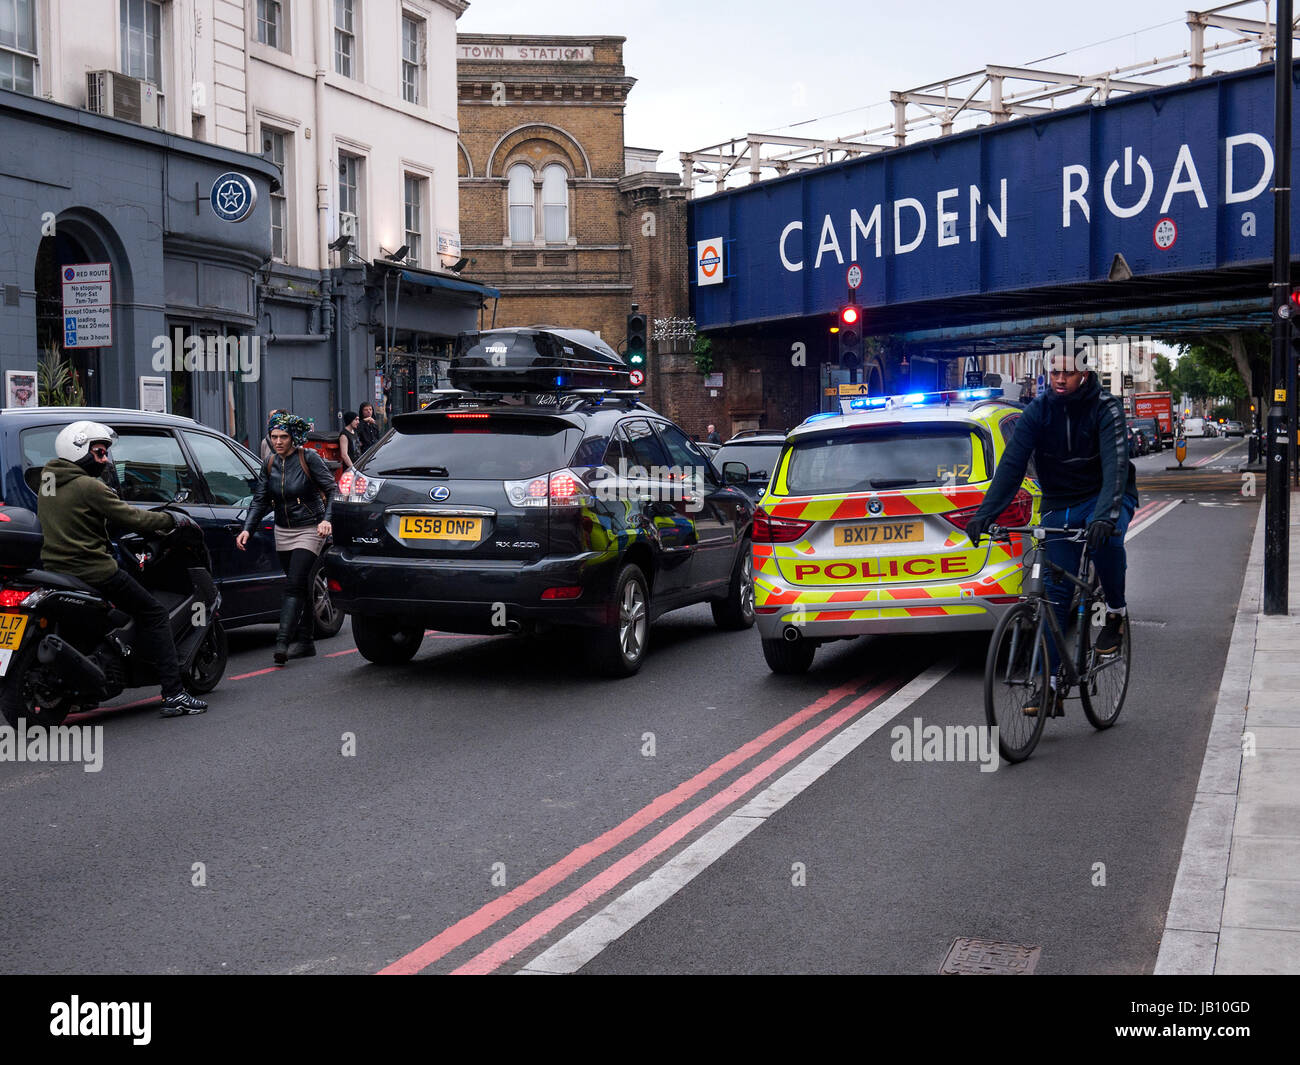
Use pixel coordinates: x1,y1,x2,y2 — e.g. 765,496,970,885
244,447,336,532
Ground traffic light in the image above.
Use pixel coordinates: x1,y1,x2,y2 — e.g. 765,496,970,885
625,312,648,370
837,305,863,370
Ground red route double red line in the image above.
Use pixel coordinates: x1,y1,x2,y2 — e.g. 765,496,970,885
378,668,908,975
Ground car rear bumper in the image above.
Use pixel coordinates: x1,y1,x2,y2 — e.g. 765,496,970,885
755,593,1016,639
323,547,619,631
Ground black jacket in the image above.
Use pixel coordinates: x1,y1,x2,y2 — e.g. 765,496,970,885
244,447,336,532
976,374,1138,524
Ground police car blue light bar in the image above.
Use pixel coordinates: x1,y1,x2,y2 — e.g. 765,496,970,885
843,387,1003,412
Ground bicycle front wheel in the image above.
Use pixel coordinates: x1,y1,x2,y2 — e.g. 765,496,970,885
984,603,1050,763
1079,603,1131,730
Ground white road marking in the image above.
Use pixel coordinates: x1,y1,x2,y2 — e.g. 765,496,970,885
519,659,958,975
1127,499,1180,542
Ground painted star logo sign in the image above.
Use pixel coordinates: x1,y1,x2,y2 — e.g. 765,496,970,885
209,172,258,222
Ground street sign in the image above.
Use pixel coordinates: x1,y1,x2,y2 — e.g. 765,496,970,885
965,370,984,388
838,383,870,396
628,368,644,386
61,262,112,348
846,264,862,290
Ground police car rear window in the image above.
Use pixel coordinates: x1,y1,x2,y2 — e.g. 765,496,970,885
783,425,978,495
363,419,584,479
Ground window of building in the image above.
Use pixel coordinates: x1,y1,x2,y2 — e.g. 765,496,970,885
403,174,424,266
508,163,534,245
263,127,290,261
120,0,161,85
401,12,423,104
256,0,285,50
542,164,569,244
0,0,37,94
339,151,362,246
333,0,355,78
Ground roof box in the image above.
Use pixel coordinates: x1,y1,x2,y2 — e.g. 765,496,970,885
450,327,630,393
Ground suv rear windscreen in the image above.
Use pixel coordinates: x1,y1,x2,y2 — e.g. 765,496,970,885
361,417,584,480
715,441,785,480
782,425,983,495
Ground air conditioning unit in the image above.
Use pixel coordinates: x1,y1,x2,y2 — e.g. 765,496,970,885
86,70,163,127
338,211,358,243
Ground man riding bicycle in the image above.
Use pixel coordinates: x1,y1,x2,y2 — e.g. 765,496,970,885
965,360,1138,716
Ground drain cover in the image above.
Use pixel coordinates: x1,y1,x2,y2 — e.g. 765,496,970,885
940,937,1041,975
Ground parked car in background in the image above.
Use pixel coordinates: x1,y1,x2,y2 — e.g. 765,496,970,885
0,407,344,637
1223,419,1245,437
1128,417,1163,453
712,431,788,503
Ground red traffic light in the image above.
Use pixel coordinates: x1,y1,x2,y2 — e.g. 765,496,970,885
841,306,860,326
1291,289,1300,309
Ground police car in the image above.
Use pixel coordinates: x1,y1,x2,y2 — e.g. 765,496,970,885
752,388,1041,673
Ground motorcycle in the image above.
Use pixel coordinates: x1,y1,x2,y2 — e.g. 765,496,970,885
0,505,226,728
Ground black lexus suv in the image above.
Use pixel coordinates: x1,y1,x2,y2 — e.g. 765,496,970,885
324,334,756,676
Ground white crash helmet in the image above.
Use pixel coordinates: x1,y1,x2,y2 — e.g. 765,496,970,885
55,420,118,463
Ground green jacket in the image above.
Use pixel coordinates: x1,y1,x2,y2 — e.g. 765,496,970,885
37,458,176,584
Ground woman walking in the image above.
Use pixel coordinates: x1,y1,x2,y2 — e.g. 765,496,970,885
236,412,335,664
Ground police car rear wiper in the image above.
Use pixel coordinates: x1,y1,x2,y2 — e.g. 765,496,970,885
869,477,926,488
376,465,450,477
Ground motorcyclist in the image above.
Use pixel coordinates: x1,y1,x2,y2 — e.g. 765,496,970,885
37,421,209,717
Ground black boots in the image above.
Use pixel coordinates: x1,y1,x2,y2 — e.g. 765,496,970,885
274,594,303,665
287,599,316,659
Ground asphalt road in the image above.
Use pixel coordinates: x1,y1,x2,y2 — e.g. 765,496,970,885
0,437,1259,974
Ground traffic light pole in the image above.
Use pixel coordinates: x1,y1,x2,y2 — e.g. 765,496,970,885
1265,0,1293,614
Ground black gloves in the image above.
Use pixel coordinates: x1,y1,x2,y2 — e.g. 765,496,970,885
1085,519,1116,553
965,515,991,547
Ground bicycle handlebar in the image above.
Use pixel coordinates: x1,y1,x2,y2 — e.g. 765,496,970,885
987,523,1088,543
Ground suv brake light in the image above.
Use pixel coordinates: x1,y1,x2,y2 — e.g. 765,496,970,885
504,468,592,509
338,470,385,503
754,506,813,543
945,488,1033,534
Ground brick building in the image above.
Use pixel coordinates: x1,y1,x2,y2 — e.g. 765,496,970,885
456,33,696,421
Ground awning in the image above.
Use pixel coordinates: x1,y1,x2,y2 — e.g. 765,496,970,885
400,269,500,300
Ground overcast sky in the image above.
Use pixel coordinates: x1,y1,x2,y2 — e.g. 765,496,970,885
457,0,1269,179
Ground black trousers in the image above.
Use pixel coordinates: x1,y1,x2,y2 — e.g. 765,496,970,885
94,566,183,698
277,549,317,638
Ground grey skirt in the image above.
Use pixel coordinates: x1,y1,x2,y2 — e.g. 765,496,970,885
274,523,326,554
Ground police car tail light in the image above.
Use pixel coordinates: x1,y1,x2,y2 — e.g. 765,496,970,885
754,506,812,543
944,488,1032,532
339,471,384,503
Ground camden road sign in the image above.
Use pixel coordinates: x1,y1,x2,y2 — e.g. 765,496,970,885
691,62,1300,329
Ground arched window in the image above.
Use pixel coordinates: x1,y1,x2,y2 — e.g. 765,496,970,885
508,163,534,243
542,164,568,244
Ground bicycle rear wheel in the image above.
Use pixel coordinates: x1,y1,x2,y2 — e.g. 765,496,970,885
984,603,1050,763
1079,600,1131,729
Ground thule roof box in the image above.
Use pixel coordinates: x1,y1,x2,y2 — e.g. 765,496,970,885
451,326,630,393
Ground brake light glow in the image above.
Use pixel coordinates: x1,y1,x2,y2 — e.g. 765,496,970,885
338,471,384,503
754,506,813,544
549,472,579,500
505,469,591,508
944,488,1033,534
447,412,490,419
541,586,583,600
0,512,9,522
0,589,33,607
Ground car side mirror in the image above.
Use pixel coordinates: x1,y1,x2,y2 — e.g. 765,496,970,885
722,461,749,486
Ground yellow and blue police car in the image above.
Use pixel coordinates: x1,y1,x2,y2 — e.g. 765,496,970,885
752,387,1040,673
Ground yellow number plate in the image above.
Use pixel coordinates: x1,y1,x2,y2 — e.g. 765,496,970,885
0,612,28,651
834,521,923,547
399,515,482,541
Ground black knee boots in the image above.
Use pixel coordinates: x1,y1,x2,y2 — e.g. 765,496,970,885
287,598,316,659
274,594,303,665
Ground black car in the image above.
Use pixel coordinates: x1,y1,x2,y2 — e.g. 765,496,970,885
1128,417,1163,453
712,432,787,503
0,407,343,637
324,334,756,676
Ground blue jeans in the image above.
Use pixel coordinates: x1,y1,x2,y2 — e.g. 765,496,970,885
1040,493,1138,674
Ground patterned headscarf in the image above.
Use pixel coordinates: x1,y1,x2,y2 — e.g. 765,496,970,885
267,411,314,446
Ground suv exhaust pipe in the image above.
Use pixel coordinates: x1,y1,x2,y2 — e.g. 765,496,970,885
783,625,802,643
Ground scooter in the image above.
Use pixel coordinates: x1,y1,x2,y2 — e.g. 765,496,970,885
0,505,226,728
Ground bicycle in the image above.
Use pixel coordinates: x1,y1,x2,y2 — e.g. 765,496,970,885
982,523,1132,763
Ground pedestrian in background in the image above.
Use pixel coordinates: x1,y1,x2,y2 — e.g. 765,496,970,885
356,402,382,453
706,424,721,444
236,411,335,664
339,411,360,474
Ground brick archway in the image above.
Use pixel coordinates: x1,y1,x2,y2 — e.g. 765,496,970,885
485,123,590,179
